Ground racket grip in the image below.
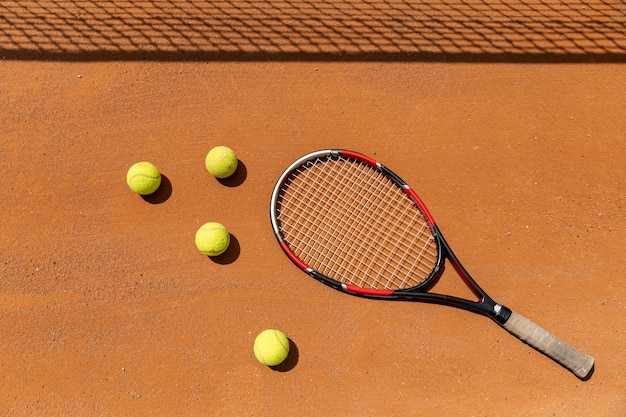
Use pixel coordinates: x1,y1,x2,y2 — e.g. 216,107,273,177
502,310,595,379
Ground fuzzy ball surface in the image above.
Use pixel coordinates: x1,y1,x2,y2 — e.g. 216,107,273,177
126,162,161,195
195,222,230,257
253,329,290,367
205,146,238,178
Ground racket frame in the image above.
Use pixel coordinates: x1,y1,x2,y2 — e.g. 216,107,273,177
270,149,511,324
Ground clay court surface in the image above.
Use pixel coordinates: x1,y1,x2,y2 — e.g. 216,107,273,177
1,1,625,415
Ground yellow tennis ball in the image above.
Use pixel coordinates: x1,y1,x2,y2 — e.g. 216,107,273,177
126,162,161,195
205,146,238,178
253,329,290,367
195,222,230,257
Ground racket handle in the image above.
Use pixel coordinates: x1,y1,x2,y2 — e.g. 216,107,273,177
502,310,595,379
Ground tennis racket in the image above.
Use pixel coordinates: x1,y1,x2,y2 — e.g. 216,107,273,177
270,149,594,379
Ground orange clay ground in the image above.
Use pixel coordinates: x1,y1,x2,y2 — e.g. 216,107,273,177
1,1,625,416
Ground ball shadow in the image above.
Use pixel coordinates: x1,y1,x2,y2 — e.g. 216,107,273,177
209,233,240,264
141,174,172,204
270,338,299,372
217,160,247,187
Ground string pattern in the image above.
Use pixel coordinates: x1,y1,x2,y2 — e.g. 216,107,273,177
275,155,438,290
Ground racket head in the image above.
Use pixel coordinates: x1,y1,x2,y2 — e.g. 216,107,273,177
270,149,444,297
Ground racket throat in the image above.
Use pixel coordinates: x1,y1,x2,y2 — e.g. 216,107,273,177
468,292,512,325
435,229,511,324
491,302,512,325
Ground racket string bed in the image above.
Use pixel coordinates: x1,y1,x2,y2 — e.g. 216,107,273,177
280,159,388,285
308,159,407,287
279,159,370,280
279,160,387,286
307,159,382,284
338,160,435,288
283,156,431,270
276,154,438,290
282,156,434,290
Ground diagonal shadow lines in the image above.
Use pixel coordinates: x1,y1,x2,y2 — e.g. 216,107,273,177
0,0,625,62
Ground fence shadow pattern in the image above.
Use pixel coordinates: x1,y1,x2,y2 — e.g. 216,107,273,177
1,0,625,61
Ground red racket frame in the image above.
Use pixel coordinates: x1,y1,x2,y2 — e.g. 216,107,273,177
270,149,511,323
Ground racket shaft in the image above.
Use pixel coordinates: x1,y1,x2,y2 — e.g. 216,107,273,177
502,311,594,379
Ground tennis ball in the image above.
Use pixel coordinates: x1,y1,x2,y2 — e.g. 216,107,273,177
126,162,161,195
253,329,290,367
205,146,238,178
195,222,230,257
